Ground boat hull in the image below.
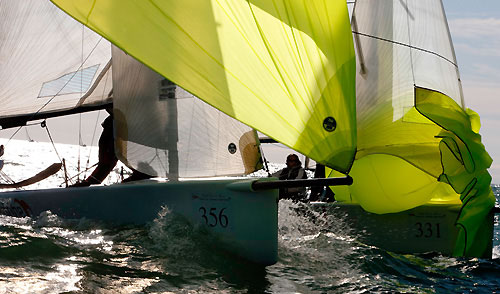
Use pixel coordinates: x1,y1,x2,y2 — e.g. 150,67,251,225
0,178,278,265
311,202,494,258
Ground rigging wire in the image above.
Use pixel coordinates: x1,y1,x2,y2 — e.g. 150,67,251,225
41,120,63,163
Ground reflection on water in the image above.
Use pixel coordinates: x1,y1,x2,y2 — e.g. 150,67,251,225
0,140,498,293
0,197,499,293
0,262,81,293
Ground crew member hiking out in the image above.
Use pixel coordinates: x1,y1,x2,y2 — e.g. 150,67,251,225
272,154,307,201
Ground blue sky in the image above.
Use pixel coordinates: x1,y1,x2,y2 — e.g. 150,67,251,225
443,1,500,183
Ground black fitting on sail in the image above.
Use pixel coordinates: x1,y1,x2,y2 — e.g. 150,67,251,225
252,176,353,191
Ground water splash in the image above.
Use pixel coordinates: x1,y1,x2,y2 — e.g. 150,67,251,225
0,140,498,293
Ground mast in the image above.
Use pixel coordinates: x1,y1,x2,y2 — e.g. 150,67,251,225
161,80,179,180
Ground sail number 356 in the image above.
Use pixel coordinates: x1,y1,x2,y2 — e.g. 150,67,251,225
199,207,229,228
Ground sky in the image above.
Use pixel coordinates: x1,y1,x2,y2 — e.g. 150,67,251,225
1,1,499,183
442,1,500,183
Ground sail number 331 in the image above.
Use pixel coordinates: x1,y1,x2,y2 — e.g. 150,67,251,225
414,222,441,238
199,207,229,228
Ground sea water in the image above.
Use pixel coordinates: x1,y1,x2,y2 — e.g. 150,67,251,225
0,139,498,293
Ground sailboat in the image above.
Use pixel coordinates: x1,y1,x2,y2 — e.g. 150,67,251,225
49,0,496,259
0,0,299,266
318,0,497,258
0,0,496,263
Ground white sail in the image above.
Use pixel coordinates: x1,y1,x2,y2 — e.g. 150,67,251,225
352,0,463,176
0,0,112,128
333,0,465,209
112,47,262,178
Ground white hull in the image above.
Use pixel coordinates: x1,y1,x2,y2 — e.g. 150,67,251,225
0,178,278,265
311,202,494,258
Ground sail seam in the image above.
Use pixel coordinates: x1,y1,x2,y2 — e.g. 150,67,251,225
352,31,458,68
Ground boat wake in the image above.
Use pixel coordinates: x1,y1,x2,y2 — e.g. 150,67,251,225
268,199,500,293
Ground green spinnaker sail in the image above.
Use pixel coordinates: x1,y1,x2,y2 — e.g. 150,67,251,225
50,0,356,173
416,87,495,257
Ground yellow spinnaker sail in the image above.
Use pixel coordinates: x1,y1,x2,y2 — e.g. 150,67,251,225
50,0,356,173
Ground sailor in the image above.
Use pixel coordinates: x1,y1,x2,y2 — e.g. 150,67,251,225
70,108,117,187
70,107,151,187
272,154,308,201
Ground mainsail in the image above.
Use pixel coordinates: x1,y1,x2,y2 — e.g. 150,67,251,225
341,0,463,211
336,0,495,257
0,0,112,128
112,47,262,178
0,1,261,178
50,0,357,173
